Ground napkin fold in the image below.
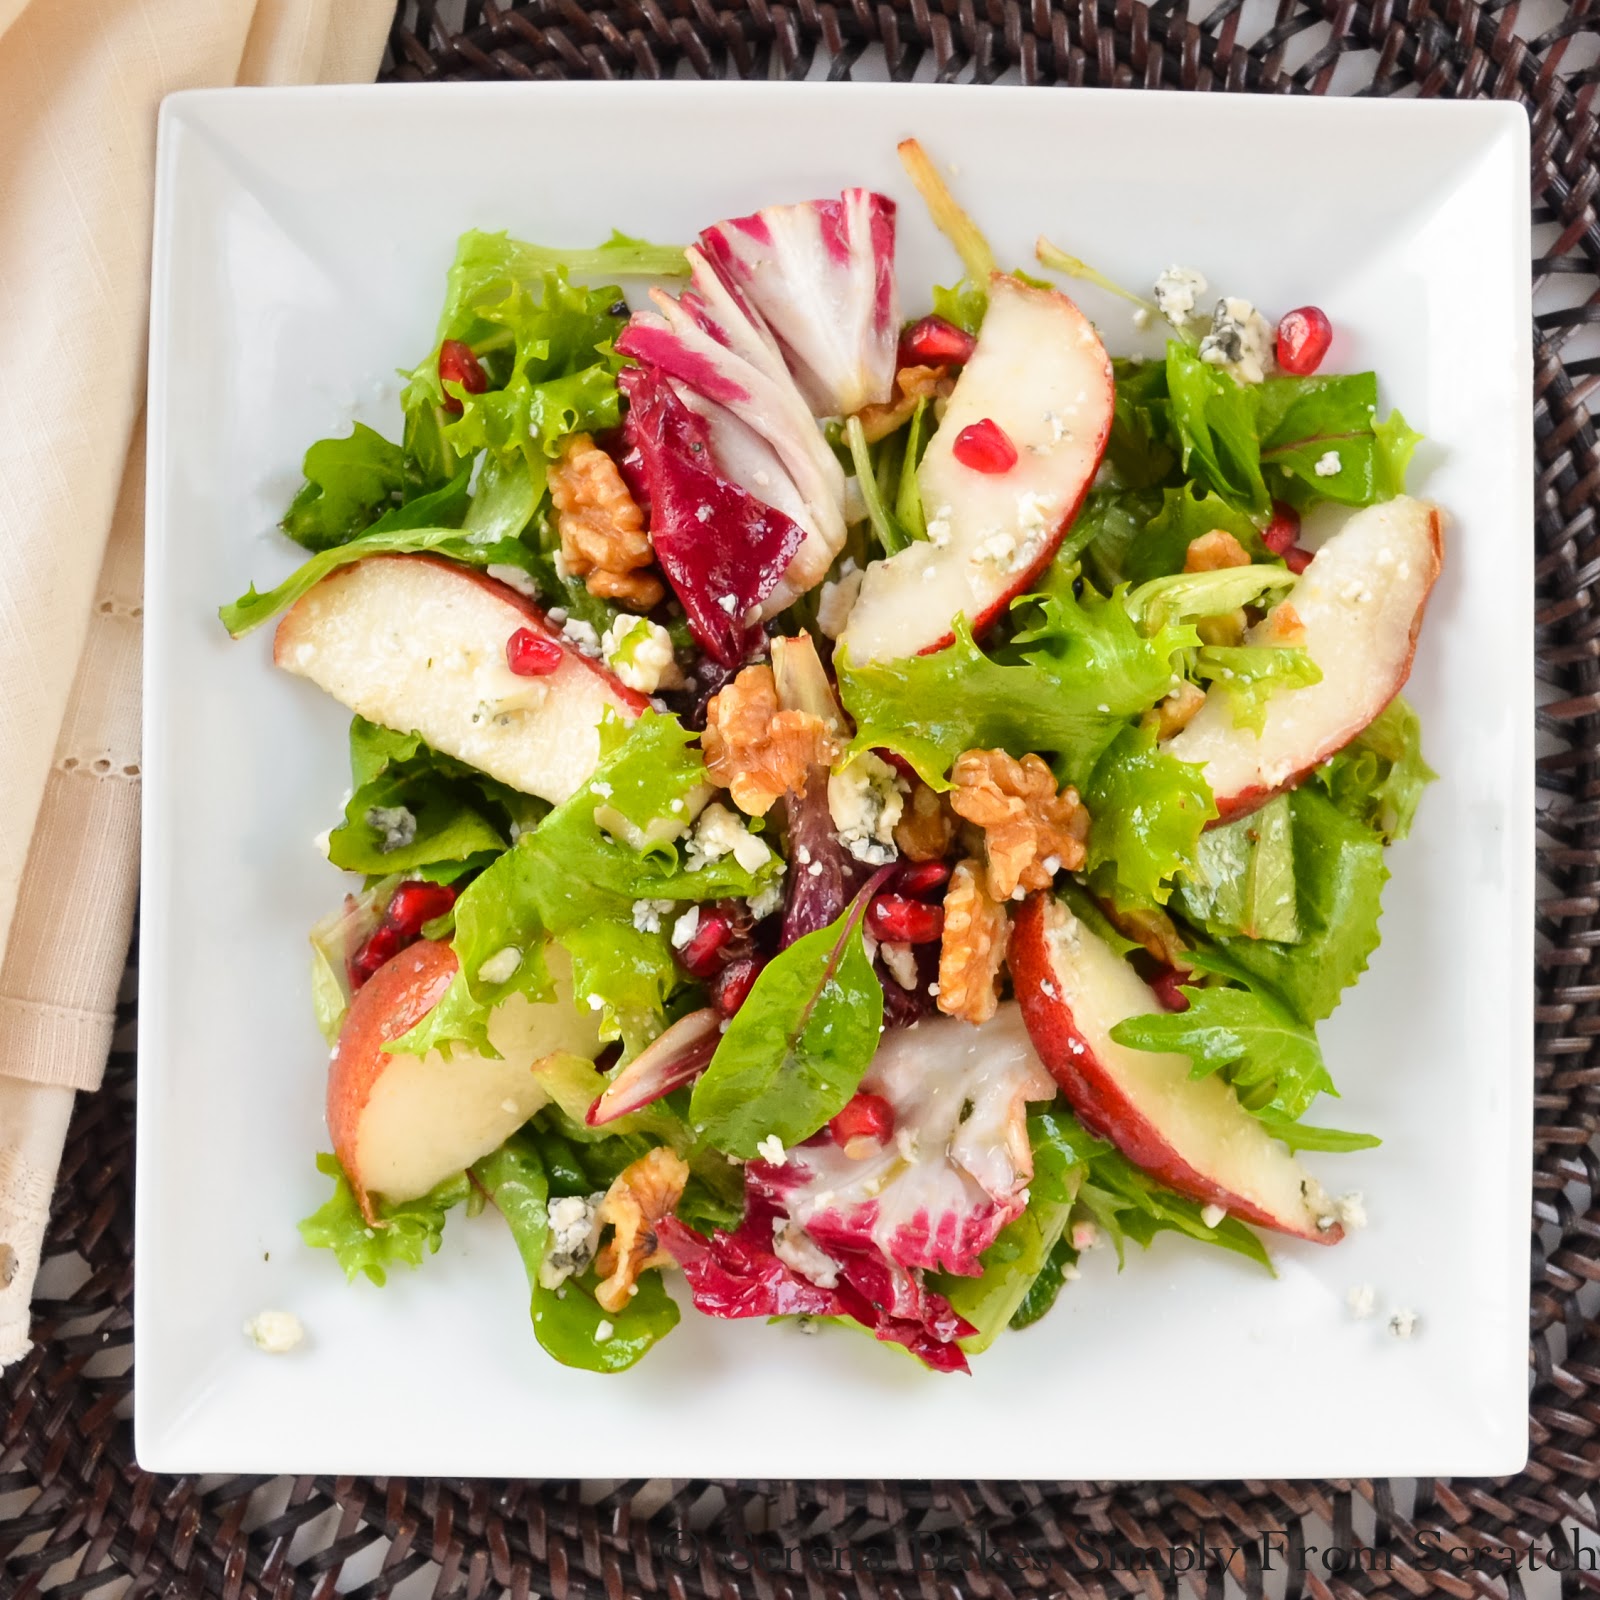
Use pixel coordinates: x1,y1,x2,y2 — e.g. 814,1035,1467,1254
0,0,393,1366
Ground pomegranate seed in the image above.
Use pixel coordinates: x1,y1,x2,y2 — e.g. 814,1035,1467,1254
677,911,735,978
349,924,403,990
867,894,944,944
1262,501,1301,556
1151,968,1190,1012
892,860,951,898
951,418,1018,475
385,880,459,939
712,956,763,1017
506,627,565,677
898,315,977,367
1275,306,1332,377
438,339,488,414
829,1092,895,1151
1284,545,1314,575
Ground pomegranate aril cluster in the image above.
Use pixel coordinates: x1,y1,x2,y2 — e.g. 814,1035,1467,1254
348,879,460,989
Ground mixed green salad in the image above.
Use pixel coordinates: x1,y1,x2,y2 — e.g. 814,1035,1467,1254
224,140,1440,1374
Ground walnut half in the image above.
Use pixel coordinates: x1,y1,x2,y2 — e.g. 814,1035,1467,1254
548,432,664,611
703,663,839,817
593,1147,690,1314
937,858,1010,1025
948,749,1090,902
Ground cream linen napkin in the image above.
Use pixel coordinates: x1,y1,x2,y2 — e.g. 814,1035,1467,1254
0,0,394,1366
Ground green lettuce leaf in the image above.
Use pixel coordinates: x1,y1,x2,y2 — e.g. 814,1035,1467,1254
1105,358,1177,490
1110,982,1336,1124
1124,483,1265,585
1313,695,1435,842
1177,793,1300,943
1029,1109,1271,1271
473,1132,679,1373
299,1154,470,1286
1127,564,1296,632
689,887,884,1157
1008,1234,1080,1330
1166,341,1269,511
1075,488,1164,592
943,1201,1077,1352
1189,787,1388,1023
839,584,1196,788
282,423,407,551
1082,723,1216,906
1192,645,1323,734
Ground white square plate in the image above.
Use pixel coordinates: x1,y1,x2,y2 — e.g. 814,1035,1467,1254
140,82,1533,1478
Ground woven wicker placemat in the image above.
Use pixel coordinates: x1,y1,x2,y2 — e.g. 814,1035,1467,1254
4,2,1598,1595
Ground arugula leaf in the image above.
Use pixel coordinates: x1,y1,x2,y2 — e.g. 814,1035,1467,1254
1177,793,1300,943
1083,723,1216,906
689,884,885,1157
1192,645,1323,733
1190,787,1388,1023
1313,695,1435,842
1258,1118,1381,1153
299,1154,469,1286
1110,982,1335,1124
473,1132,679,1373
1029,1109,1271,1271
282,423,406,551
1124,483,1265,585
839,585,1196,788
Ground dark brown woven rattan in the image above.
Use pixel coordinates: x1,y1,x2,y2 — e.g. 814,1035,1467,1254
3,1,1597,1594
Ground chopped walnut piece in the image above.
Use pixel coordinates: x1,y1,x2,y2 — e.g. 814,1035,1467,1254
1144,681,1207,741
894,781,958,862
593,1147,690,1314
703,664,838,816
853,364,958,444
1256,600,1307,647
1196,611,1246,647
948,749,1090,901
938,859,1010,1024
549,432,664,611
1185,529,1252,572
1102,902,1193,973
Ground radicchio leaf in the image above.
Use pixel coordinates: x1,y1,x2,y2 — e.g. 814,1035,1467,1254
657,1187,974,1373
779,776,865,950
754,1004,1055,1278
587,1006,721,1126
616,249,847,609
697,191,899,419
618,366,805,666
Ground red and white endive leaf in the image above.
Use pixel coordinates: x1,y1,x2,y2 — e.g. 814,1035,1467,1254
752,1003,1055,1278
697,190,899,419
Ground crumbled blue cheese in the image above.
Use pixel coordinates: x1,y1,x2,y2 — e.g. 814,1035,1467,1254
476,946,522,986
772,1219,840,1288
756,1133,787,1165
485,563,539,599
601,614,677,693
538,1193,605,1289
631,898,674,934
748,878,785,921
1071,1220,1100,1251
1347,1284,1376,1320
1334,1191,1367,1230
1314,450,1342,477
924,504,954,548
594,1319,615,1342
686,800,773,873
1153,265,1207,328
827,753,906,866
816,560,864,639
670,906,701,950
1388,1308,1419,1340
973,529,1019,571
366,805,417,854
560,617,601,657
243,1309,303,1354
1200,1203,1227,1229
880,940,918,990
1131,306,1152,330
1198,297,1275,385
312,827,333,859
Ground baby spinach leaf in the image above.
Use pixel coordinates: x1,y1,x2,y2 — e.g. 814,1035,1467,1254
1190,788,1388,1023
689,881,887,1157
298,1154,470,1286
1177,793,1300,943
1082,723,1216,907
282,423,407,551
